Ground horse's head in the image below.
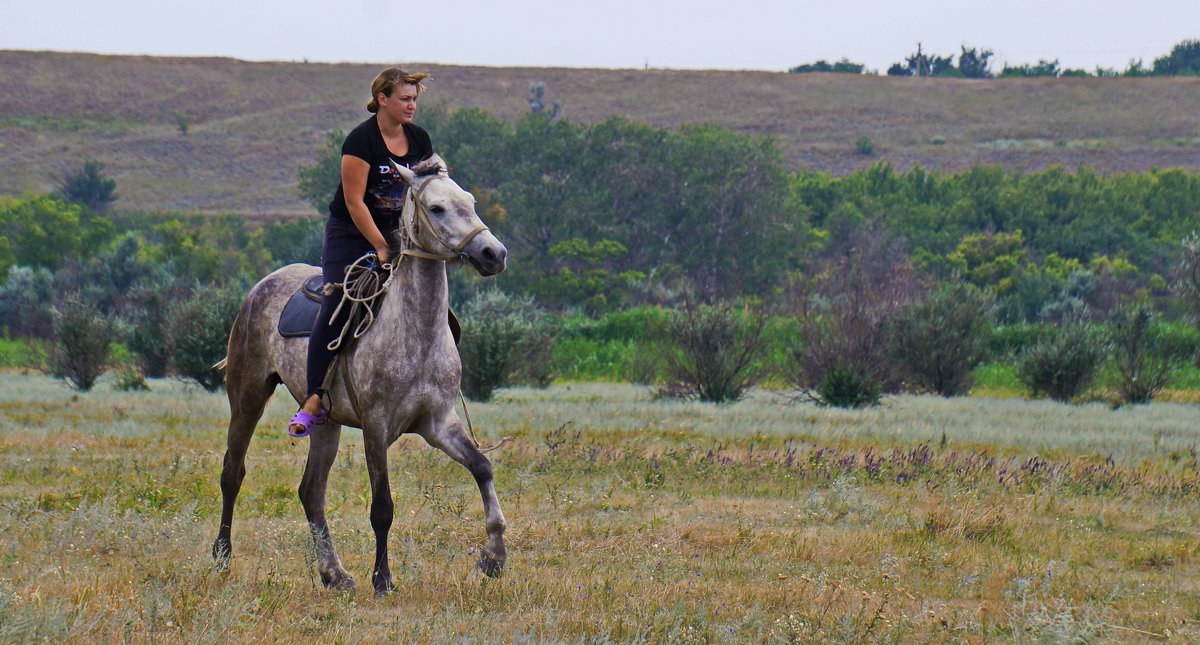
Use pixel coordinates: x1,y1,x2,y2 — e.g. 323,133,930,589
389,154,507,276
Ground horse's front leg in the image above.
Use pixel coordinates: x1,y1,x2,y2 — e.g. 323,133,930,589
363,429,395,595
421,414,507,577
298,422,356,590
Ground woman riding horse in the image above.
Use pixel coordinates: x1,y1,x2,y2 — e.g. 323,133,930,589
289,68,433,437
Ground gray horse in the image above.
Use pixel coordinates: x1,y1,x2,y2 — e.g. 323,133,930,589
212,156,508,594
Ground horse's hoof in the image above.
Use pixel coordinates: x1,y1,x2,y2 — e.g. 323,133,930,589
320,569,357,591
211,539,231,571
478,545,506,578
372,573,396,596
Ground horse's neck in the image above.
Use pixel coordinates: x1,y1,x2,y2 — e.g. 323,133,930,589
382,257,448,325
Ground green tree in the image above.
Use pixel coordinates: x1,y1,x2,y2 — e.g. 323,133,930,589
57,159,118,213
1016,323,1106,402
789,58,864,74
48,292,124,391
457,289,552,401
1152,39,1200,76
297,129,346,214
957,46,994,78
0,195,88,273
889,281,993,396
168,284,245,390
1108,302,1192,405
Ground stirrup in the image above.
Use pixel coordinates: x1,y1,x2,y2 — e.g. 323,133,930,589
287,409,328,438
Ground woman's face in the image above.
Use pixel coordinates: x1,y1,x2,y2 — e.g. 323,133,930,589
378,83,419,124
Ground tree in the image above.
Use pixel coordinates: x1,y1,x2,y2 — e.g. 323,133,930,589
790,224,922,406
297,129,346,214
1108,302,1192,405
999,59,1062,78
889,281,993,396
957,46,994,78
48,292,124,391
1152,39,1200,76
57,159,117,213
168,284,245,390
1016,323,1106,402
789,58,864,74
457,289,552,401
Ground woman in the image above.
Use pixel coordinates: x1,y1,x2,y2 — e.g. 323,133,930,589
288,68,434,437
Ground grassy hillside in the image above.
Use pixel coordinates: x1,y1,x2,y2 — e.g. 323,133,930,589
1,50,1199,216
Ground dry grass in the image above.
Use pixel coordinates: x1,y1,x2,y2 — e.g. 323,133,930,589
1,51,1199,216
0,375,1198,642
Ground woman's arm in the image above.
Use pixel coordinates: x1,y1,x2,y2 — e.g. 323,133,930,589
341,155,391,263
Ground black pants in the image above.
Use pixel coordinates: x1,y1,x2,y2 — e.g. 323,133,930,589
305,218,376,398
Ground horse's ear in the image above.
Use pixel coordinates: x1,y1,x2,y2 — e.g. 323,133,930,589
428,153,448,174
389,160,417,185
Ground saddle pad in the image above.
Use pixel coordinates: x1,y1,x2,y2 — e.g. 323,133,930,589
277,274,463,345
278,287,322,338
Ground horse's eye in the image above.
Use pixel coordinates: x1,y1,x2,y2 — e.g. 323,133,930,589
430,205,446,216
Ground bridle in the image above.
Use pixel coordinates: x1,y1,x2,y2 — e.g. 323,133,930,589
397,172,490,263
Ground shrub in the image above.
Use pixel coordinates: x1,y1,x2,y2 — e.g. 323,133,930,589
1016,324,1106,402
855,136,875,155
167,284,245,391
889,281,993,396
812,362,881,408
1108,303,1193,404
56,159,117,213
457,289,552,401
47,293,124,391
789,224,921,406
0,265,55,338
652,301,767,404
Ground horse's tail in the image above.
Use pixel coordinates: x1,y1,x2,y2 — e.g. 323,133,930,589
212,357,228,371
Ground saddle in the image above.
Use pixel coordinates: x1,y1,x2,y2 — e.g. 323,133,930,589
277,274,462,345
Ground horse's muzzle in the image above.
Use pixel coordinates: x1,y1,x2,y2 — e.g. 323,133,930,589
462,234,507,276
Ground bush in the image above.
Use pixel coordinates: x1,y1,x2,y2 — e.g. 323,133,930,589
889,282,993,396
855,136,876,155
56,159,117,213
1016,324,1106,402
652,301,767,403
1108,303,1193,404
47,293,124,391
168,284,245,391
789,225,921,405
0,265,55,338
812,362,881,408
457,289,552,401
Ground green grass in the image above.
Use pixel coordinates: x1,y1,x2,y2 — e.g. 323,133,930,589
0,374,1198,642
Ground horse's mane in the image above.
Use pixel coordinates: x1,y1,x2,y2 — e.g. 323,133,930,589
412,156,447,177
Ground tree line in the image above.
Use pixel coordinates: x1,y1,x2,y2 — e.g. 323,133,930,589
790,38,1200,78
4,104,1200,402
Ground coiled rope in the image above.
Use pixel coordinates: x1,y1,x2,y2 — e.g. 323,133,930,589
326,252,394,352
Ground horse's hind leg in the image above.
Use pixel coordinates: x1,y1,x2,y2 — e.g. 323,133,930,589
299,423,356,590
422,416,507,577
212,371,275,565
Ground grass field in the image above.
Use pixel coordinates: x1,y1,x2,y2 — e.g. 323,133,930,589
1,373,1199,642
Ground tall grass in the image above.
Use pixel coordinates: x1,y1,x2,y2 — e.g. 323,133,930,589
0,374,1197,641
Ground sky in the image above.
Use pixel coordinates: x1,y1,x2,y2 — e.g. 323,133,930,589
3,0,1198,74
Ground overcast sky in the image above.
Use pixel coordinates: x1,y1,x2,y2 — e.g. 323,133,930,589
3,0,1197,73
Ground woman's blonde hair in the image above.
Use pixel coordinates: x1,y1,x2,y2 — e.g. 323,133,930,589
366,68,430,113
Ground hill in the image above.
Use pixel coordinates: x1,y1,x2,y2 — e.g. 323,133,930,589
1,50,1199,216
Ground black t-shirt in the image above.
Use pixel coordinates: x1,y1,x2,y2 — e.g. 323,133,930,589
328,116,433,230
